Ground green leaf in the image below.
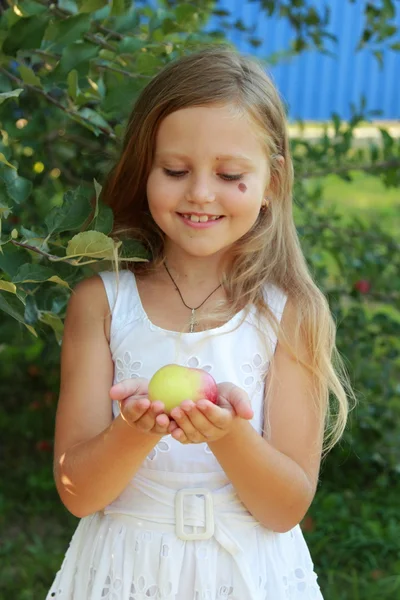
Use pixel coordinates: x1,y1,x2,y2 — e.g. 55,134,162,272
0,243,31,277
0,165,32,203
39,311,64,343
45,188,92,235
0,280,16,294
111,0,125,17
118,238,150,261
67,69,79,100
112,8,140,33
175,3,199,24
0,290,26,323
373,50,384,69
0,153,16,169
0,199,12,218
12,263,70,289
47,13,91,47
0,89,23,105
18,64,42,87
135,51,159,75
78,108,111,132
87,202,113,235
118,36,144,54
86,179,114,234
24,294,40,325
2,15,49,56
66,231,119,259
56,41,99,76
12,263,62,285
79,0,107,12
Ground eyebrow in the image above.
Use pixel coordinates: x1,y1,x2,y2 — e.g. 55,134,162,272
155,152,254,165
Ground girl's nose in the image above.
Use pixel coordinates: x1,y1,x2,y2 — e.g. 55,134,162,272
185,177,216,204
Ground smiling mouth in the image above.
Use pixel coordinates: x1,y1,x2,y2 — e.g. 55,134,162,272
178,213,223,223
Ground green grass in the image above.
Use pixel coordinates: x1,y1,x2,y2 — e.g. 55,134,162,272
309,171,400,233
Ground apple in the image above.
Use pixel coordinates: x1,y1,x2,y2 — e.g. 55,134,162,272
148,364,218,414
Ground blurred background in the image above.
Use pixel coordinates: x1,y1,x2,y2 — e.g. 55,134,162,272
0,1,399,598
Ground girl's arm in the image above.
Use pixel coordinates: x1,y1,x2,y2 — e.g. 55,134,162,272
53,276,169,519
208,298,323,532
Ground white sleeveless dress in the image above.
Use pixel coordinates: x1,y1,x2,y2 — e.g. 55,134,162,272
46,269,323,600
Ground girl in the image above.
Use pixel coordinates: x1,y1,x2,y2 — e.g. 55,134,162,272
47,48,352,600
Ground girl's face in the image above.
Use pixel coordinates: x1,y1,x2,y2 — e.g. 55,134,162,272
146,103,271,260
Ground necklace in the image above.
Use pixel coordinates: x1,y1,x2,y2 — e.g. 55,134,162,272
164,262,222,332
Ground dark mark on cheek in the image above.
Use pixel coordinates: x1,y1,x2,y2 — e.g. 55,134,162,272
238,183,247,193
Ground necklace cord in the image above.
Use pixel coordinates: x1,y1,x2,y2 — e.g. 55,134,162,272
164,262,222,311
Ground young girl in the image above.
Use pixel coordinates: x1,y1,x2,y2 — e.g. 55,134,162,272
47,48,352,600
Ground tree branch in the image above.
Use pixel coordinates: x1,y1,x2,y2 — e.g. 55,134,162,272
10,239,78,265
0,67,116,140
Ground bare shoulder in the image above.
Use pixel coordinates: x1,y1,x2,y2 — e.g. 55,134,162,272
54,274,114,463
67,274,111,342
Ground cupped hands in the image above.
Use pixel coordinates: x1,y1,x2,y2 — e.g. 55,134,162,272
109,380,254,444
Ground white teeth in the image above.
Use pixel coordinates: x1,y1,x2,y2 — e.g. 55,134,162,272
181,214,221,222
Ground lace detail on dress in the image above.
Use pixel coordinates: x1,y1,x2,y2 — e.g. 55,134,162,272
147,437,172,461
283,566,320,597
186,356,213,372
115,350,142,382
101,571,123,599
129,576,160,599
241,353,267,395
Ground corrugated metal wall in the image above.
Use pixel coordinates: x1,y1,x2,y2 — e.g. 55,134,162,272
208,0,400,121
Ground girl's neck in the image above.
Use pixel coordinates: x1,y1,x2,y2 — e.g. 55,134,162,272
162,248,228,288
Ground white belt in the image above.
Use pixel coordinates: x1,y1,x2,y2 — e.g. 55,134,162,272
104,473,262,598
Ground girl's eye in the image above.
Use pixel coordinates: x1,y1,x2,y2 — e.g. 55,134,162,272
219,173,243,181
163,169,243,181
164,168,187,178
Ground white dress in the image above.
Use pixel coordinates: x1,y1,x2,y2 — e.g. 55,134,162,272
46,269,323,600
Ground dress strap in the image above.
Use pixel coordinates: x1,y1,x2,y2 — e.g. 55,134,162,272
263,283,288,323
98,269,141,339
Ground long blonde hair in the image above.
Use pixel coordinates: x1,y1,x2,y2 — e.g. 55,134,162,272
101,47,354,454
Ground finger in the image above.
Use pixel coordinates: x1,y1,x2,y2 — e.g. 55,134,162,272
195,400,232,430
170,405,204,443
180,401,222,435
168,420,179,434
153,413,171,435
110,378,149,401
135,401,168,432
120,396,151,424
218,383,254,420
171,426,189,444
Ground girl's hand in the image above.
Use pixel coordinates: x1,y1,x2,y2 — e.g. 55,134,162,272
109,378,171,436
168,382,254,444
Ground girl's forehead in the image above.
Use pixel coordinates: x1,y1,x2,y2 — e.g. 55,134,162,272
155,104,267,157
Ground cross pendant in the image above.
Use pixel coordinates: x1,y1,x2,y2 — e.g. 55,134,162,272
189,308,197,333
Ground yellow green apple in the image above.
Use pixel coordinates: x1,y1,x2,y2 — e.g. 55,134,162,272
148,364,218,414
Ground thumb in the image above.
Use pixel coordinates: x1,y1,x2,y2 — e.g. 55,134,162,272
217,383,254,420
109,377,149,401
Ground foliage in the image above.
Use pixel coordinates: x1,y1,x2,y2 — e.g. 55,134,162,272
0,1,399,598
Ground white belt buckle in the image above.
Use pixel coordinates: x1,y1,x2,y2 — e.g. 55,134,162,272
175,488,215,541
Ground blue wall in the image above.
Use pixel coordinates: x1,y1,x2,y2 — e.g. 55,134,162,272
207,0,400,121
